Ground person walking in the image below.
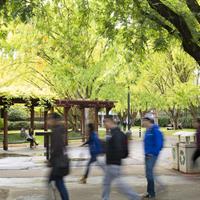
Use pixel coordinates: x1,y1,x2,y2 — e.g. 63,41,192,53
122,120,127,132
80,123,103,184
102,116,141,200
142,113,164,199
192,118,200,166
48,113,70,200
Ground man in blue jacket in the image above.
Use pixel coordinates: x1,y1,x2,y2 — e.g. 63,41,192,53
142,113,164,199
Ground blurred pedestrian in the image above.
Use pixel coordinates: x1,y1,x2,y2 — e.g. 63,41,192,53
103,116,141,200
192,118,200,166
122,120,127,132
20,127,26,138
20,128,38,148
48,113,70,200
80,123,103,184
142,113,164,199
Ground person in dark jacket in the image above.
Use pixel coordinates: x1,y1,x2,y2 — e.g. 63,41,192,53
142,113,164,199
48,113,69,200
80,123,103,184
102,116,141,200
192,118,200,166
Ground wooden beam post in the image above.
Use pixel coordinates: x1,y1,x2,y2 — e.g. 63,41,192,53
30,105,35,134
94,107,99,133
64,107,70,146
3,106,8,151
106,107,111,117
29,105,35,148
44,109,48,132
105,107,112,134
44,109,48,148
81,107,86,142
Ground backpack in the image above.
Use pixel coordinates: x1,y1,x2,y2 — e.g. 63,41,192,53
121,131,129,159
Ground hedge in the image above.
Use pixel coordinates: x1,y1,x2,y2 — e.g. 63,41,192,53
8,121,44,130
8,107,28,121
158,117,170,127
134,117,193,128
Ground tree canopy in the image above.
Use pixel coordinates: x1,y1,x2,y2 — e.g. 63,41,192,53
0,0,199,123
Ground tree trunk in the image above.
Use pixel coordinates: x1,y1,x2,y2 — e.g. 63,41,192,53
147,0,200,66
167,108,181,130
172,116,179,130
131,111,138,125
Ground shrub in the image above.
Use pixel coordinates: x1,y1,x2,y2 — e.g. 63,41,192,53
134,117,170,127
180,117,193,128
8,121,44,130
158,117,170,127
8,107,28,121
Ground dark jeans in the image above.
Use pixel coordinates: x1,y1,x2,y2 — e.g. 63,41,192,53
192,149,200,164
145,154,158,197
49,172,69,200
84,155,97,179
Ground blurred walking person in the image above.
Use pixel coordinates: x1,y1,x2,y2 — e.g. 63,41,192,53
103,116,141,200
48,113,70,200
80,123,103,184
192,118,200,166
122,119,127,132
142,113,164,199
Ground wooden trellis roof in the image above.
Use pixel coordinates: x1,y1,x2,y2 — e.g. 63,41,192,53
0,97,115,108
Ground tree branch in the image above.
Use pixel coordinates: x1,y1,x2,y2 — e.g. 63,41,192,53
186,0,200,24
147,0,200,65
133,0,178,36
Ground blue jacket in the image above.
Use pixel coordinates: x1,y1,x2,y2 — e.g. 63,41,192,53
85,132,102,156
144,124,164,156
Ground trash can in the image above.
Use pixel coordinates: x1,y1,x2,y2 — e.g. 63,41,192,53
172,132,182,170
172,143,179,170
178,132,200,173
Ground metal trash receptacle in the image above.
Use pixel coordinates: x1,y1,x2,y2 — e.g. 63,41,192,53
172,143,179,170
172,132,182,170
178,132,200,173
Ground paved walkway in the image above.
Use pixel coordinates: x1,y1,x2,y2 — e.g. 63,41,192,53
0,136,199,200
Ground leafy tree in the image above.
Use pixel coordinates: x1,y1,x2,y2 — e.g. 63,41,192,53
93,0,200,66
133,44,199,128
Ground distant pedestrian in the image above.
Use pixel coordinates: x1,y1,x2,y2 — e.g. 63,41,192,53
20,128,38,148
142,113,164,199
48,113,70,200
122,120,127,131
80,123,103,184
103,116,141,200
192,118,200,166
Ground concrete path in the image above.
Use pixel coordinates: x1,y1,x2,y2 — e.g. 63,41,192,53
0,137,199,200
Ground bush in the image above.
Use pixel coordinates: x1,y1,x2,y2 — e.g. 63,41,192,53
134,117,170,127
8,121,44,130
158,117,170,127
8,107,28,121
8,121,29,130
180,117,193,128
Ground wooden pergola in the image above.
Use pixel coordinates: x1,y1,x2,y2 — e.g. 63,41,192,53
0,97,115,150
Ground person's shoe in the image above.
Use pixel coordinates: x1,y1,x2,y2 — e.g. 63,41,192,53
142,194,156,199
79,177,87,184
